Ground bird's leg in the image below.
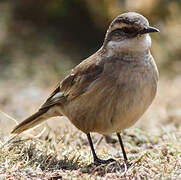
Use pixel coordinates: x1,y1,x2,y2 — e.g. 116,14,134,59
117,133,128,161
87,133,115,165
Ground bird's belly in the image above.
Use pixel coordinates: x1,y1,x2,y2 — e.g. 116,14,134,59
113,89,155,132
111,77,157,132
61,87,117,134
61,69,158,134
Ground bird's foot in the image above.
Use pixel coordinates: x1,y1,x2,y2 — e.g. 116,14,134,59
94,158,116,165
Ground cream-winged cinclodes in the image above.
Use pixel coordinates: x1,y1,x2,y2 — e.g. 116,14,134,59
12,12,159,165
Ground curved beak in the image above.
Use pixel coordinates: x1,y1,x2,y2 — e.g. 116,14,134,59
139,26,159,34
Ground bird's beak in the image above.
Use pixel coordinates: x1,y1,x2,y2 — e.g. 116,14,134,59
139,26,160,34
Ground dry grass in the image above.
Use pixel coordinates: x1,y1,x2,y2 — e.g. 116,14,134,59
0,74,181,179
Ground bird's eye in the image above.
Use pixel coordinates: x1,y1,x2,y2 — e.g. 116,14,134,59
122,27,137,34
114,32,121,36
111,29,122,36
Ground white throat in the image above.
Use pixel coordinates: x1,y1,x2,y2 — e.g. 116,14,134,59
106,34,151,56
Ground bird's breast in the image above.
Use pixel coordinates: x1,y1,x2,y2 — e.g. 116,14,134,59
111,58,158,132
61,56,158,134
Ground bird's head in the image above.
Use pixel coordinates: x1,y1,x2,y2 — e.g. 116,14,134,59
103,12,159,55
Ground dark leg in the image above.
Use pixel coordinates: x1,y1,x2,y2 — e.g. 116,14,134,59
117,133,128,161
87,133,115,165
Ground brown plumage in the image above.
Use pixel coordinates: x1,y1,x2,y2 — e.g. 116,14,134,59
11,12,159,165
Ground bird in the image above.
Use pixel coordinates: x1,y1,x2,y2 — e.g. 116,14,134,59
11,12,159,165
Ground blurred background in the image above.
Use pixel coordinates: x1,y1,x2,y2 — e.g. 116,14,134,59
0,0,181,135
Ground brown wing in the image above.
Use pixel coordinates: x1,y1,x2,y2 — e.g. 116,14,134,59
40,59,104,110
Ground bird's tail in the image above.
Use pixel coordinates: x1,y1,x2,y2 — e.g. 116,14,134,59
11,108,50,134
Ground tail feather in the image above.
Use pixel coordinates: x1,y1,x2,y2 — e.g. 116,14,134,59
11,109,49,134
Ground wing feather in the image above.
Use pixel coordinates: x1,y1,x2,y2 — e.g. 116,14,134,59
40,59,104,110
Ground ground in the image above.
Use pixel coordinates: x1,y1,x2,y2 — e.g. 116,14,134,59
0,74,181,179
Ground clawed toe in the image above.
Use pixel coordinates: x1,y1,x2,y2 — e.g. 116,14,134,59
94,158,116,165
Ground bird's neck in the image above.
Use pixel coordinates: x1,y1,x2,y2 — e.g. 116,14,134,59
102,34,152,59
